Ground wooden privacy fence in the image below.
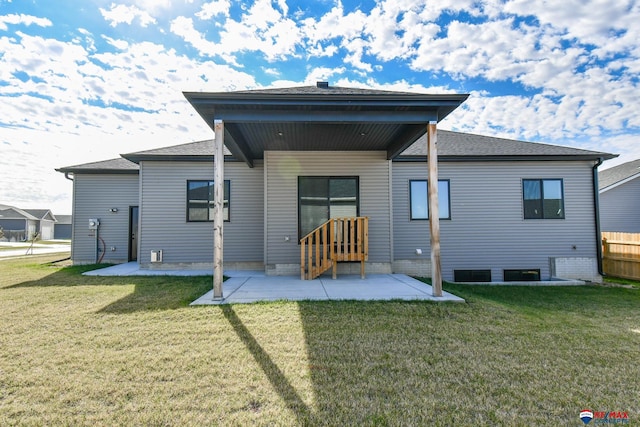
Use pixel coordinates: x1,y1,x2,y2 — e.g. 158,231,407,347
602,232,640,281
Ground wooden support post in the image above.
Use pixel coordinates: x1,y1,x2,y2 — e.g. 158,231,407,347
331,220,337,280
301,241,306,280
428,122,443,297
213,119,224,300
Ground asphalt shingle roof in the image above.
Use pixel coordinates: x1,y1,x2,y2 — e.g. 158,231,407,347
58,132,615,172
401,130,614,159
0,204,39,220
56,158,139,173
23,209,55,221
215,85,426,97
122,140,231,162
599,159,640,190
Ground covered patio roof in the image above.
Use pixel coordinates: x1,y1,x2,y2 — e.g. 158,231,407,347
184,83,469,167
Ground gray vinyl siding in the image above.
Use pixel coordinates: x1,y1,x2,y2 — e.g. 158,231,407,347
393,161,598,281
600,176,640,232
265,151,392,265
71,174,139,263
138,160,263,266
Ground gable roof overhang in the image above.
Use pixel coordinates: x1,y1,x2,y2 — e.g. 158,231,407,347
599,172,640,193
0,206,39,221
184,85,469,167
598,159,640,192
56,158,140,175
24,209,57,222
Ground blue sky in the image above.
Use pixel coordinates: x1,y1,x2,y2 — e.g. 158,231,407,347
1,0,639,214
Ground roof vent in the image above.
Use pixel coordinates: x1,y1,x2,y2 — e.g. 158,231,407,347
316,81,329,89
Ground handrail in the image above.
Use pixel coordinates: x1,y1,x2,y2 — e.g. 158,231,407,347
300,217,369,280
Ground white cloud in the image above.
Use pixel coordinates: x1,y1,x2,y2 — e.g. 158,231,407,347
2,0,640,213
196,0,230,19
0,29,259,213
100,3,156,27
0,13,52,30
130,0,172,14
304,66,346,84
504,0,638,52
102,35,129,50
173,0,302,63
170,16,220,56
263,67,280,76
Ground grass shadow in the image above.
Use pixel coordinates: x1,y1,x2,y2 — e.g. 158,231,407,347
98,276,211,313
295,300,471,425
416,276,640,314
220,305,315,424
5,262,212,313
5,263,119,288
440,281,640,314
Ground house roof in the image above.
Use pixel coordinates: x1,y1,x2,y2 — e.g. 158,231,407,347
24,209,57,222
55,214,72,224
184,82,469,167
56,157,139,174
0,204,39,221
399,130,615,161
599,159,640,191
122,139,231,163
115,129,614,164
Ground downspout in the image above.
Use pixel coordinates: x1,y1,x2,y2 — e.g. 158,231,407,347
593,157,604,276
64,172,74,181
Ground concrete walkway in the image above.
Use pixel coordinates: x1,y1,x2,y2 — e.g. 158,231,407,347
82,262,464,304
83,261,212,276
0,242,71,259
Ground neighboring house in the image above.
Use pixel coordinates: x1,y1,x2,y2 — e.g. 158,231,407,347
57,84,615,282
0,204,58,241
54,214,72,239
599,159,640,233
0,203,39,241
23,209,57,240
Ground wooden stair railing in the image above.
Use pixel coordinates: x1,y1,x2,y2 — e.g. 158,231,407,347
300,217,369,280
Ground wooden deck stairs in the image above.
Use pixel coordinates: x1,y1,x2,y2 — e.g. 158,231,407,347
300,217,369,280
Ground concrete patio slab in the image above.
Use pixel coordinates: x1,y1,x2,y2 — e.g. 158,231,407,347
191,273,465,305
81,263,464,304
83,262,212,276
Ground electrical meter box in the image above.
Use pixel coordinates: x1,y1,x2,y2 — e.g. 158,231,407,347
88,219,100,230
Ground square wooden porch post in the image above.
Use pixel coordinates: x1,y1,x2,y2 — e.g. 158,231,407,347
428,121,443,297
213,119,224,300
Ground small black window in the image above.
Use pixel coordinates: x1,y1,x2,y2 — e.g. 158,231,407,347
454,269,492,282
504,269,540,281
410,180,451,220
523,179,564,219
187,180,230,222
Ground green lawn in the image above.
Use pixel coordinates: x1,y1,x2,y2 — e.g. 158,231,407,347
1,255,638,426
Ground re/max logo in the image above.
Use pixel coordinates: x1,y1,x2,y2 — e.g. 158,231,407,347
593,411,629,424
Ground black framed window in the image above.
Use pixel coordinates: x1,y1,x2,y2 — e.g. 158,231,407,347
410,179,451,220
187,180,230,222
523,179,564,219
298,177,359,239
